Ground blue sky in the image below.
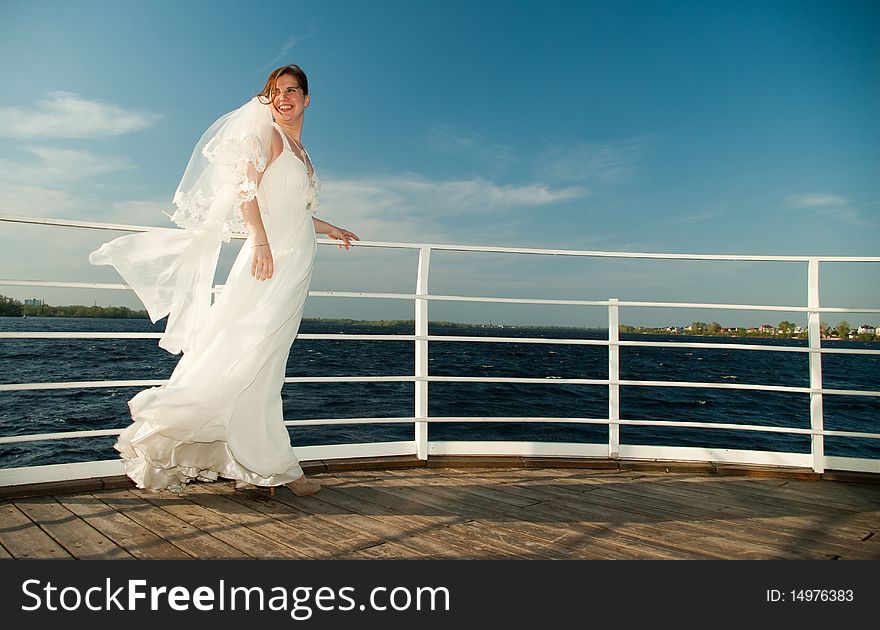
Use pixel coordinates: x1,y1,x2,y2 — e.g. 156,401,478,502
0,0,877,327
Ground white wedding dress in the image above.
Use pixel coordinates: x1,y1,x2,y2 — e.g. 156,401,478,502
91,125,318,490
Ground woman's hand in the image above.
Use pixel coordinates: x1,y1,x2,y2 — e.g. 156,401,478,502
251,242,274,280
325,225,360,250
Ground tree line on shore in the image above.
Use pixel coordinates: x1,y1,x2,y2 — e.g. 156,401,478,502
620,320,877,341
0,295,148,319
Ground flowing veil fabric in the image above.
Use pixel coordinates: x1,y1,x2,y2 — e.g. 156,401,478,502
90,97,274,354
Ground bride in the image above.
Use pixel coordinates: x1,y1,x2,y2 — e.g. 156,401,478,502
90,65,358,496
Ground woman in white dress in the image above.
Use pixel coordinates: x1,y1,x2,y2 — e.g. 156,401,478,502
90,65,357,496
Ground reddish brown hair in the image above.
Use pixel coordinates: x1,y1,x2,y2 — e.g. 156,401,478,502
257,65,309,103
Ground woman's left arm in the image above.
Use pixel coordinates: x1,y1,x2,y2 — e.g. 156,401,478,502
313,217,359,250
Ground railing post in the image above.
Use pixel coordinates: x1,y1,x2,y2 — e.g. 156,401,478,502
415,247,431,460
807,259,825,473
608,298,620,459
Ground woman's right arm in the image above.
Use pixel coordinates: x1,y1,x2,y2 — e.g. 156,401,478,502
240,130,284,281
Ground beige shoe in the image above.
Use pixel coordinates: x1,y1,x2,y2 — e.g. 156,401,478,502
287,475,321,496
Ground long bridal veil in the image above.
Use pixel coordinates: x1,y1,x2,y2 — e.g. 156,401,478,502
89,97,275,354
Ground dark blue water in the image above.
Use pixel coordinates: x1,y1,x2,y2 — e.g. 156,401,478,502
1,317,878,468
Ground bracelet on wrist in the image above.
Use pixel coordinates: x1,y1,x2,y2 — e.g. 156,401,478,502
253,243,270,248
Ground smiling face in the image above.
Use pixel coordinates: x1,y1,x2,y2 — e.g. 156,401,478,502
271,73,310,126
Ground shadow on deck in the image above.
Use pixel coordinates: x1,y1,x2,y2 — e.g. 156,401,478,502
1,457,878,560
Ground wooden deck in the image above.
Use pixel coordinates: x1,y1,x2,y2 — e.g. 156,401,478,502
1,460,878,560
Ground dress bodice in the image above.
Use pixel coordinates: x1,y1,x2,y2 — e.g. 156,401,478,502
257,124,320,213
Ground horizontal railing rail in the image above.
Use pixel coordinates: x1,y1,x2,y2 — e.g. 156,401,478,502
1,214,879,485
4,213,879,262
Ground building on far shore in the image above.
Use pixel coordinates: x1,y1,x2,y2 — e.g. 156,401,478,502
24,298,43,306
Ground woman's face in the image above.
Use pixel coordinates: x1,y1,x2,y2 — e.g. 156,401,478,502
271,73,309,125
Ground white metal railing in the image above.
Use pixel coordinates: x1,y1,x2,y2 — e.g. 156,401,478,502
1,214,879,486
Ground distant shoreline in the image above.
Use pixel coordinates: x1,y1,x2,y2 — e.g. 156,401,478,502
3,313,878,342
2,293,876,340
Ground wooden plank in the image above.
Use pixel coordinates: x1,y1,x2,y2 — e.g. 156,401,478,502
348,471,780,557
364,482,605,559
360,479,600,558
423,469,737,559
205,482,380,553
381,469,687,559
226,482,436,559
822,470,880,485
721,477,879,512
183,484,348,559
441,518,587,559
0,541,12,559
311,485,508,558
472,467,649,487
662,477,880,541
523,457,620,470
390,469,547,515
585,480,832,559
741,478,880,511
625,479,879,559
345,543,429,560
676,475,879,513
129,487,304,559
96,489,248,559
328,483,558,559
259,484,441,559
324,480,539,559
324,455,423,472
620,460,717,475
431,468,602,505
0,479,105,501
503,486,729,559
503,475,804,559
14,497,131,559
427,456,526,469
542,474,872,560
0,503,73,559
712,463,819,480
56,493,192,560
276,487,414,534
430,477,540,508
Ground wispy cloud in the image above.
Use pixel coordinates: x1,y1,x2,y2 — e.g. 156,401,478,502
786,193,877,228
425,123,519,172
538,137,647,184
787,193,847,208
0,146,135,182
0,183,82,217
385,175,584,212
261,19,320,71
318,173,587,245
0,146,137,222
324,174,584,217
674,210,724,224
99,199,174,226
0,92,160,139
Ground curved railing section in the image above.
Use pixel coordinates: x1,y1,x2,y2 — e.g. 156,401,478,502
1,214,879,486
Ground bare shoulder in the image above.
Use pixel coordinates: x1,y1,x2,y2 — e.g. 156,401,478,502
268,128,284,161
